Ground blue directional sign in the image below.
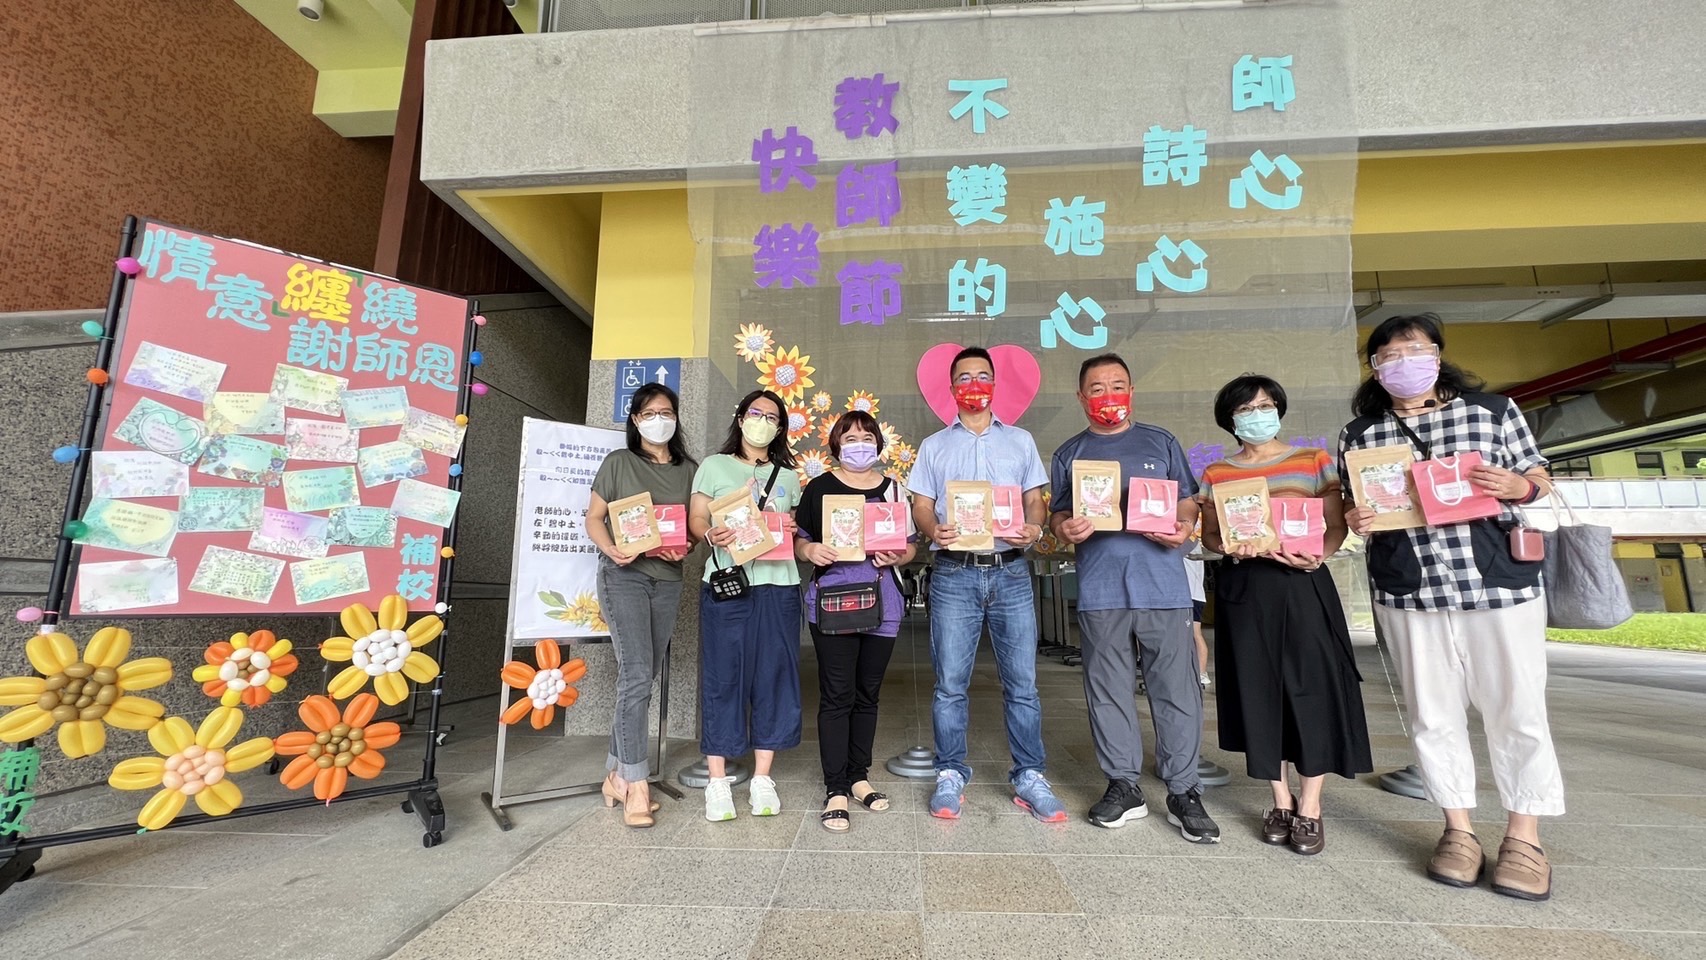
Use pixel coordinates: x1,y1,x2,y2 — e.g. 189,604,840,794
613,358,682,422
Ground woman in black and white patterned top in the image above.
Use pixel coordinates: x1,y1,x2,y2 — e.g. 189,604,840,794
1339,314,1561,902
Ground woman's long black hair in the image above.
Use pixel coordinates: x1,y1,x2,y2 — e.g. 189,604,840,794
1351,313,1486,419
717,389,798,469
625,383,692,465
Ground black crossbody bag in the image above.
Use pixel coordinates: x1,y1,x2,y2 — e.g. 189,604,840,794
708,463,782,602
812,479,901,635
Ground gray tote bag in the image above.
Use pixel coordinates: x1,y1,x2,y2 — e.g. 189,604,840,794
1531,498,1634,630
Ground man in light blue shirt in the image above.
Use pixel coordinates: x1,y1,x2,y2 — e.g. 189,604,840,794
1050,353,1221,843
909,347,1065,823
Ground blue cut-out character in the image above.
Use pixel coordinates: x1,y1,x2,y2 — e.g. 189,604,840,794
361,281,420,335
286,319,352,372
1142,125,1209,187
137,229,217,289
836,161,902,228
411,342,458,391
1187,442,1227,479
948,78,1009,134
837,260,904,326
1229,150,1303,210
833,74,900,140
1042,196,1106,257
395,569,435,602
354,333,410,380
1039,292,1108,350
400,533,440,566
206,273,273,331
752,126,819,193
946,163,1008,226
1136,235,1208,294
753,223,821,289
947,258,1006,318
1232,54,1295,112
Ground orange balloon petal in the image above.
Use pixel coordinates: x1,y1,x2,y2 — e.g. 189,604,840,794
280,755,317,789
274,731,317,755
556,687,579,707
299,695,339,733
530,704,554,730
363,722,402,750
536,639,562,671
561,659,588,684
202,679,227,697
343,693,380,728
349,751,386,779
205,642,234,666
242,686,267,708
501,697,531,725
500,662,536,689
250,630,275,651
315,766,348,801
271,654,300,676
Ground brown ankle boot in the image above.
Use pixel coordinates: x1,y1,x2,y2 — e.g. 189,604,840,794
1427,829,1484,887
1491,837,1551,901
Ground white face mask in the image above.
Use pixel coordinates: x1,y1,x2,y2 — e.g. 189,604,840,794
636,417,676,444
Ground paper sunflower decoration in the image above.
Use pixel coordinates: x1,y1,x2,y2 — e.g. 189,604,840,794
0,628,169,758
108,707,274,829
886,440,917,469
194,630,299,708
500,639,588,729
756,345,815,403
275,694,400,801
797,450,834,488
879,421,903,451
816,414,842,448
810,391,833,413
846,390,880,415
734,323,775,363
785,404,815,444
321,595,443,705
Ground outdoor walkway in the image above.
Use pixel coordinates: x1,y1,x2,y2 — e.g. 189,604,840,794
5,617,1704,960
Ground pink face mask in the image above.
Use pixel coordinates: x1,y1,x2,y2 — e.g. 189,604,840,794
1375,354,1440,399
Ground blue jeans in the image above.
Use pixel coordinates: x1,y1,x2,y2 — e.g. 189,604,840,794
929,557,1046,782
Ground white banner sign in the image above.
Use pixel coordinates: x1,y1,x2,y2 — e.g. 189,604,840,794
506,418,624,641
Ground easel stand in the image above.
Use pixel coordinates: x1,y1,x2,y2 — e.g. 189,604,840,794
0,232,480,896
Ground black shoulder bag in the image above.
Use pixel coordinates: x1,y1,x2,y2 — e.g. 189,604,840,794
708,463,782,602
812,481,890,635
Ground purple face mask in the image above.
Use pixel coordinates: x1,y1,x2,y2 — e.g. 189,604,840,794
840,441,881,471
1375,354,1441,399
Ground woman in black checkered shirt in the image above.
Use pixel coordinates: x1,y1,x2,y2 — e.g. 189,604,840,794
1339,314,1561,902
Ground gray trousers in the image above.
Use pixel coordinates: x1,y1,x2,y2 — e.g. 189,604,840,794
1078,607,1202,795
595,559,684,781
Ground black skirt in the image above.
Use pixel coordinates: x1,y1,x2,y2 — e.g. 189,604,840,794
1213,559,1373,781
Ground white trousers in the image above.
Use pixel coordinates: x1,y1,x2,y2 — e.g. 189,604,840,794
1376,598,1566,816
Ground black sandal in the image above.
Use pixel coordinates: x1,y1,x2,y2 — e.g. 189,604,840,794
852,788,890,812
819,808,850,832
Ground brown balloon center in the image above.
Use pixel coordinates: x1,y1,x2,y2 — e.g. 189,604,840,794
37,662,120,723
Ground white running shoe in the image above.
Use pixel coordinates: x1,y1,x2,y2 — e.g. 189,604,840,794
748,775,782,816
704,776,737,822
1200,672,1211,689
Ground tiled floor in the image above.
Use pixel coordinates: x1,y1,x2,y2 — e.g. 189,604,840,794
4,614,1705,960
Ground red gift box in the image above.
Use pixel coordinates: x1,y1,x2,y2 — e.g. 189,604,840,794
990,485,1024,538
1411,452,1501,526
1274,497,1326,556
644,504,688,558
864,501,908,553
759,511,794,561
1125,477,1179,534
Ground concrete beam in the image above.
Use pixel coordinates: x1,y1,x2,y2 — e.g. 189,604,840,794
313,66,405,138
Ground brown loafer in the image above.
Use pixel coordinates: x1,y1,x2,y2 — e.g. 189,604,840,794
1427,829,1484,887
1290,813,1325,856
1491,837,1552,901
1261,800,1295,845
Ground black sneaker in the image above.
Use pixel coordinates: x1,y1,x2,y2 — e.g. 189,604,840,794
1088,779,1148,828
1166,788,1222,844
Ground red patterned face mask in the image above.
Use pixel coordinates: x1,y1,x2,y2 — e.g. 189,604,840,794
953,381,994,412
1085,392,1130,427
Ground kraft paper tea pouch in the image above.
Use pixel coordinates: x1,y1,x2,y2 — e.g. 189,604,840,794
606,491,662,556
944,480,995,551
990,485,1024,538
709,488,772,566
1345,444,1426,531
822,494,868,562
1213,477,1277,553
1073,460,1124,532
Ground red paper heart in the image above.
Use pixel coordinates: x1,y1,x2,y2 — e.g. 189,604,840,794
915,343,1042,426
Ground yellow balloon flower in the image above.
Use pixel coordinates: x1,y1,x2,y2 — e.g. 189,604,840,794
320,594,443,705
0,627,170,758
108,707,275,830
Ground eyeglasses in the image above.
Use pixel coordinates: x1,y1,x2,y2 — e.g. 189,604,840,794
743,410,780,425
952,373,994,385
635,411,676,423
1373,342,1440,367
1233,402,1279,417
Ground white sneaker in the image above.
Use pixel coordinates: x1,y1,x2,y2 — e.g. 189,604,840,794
1200,672,1211,689
748,775,782,816
704,776,737,822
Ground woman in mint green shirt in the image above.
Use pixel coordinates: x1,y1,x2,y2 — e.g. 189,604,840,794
688,389,802,824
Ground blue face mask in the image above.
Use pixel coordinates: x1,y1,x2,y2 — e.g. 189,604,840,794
1232,408,1282,443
